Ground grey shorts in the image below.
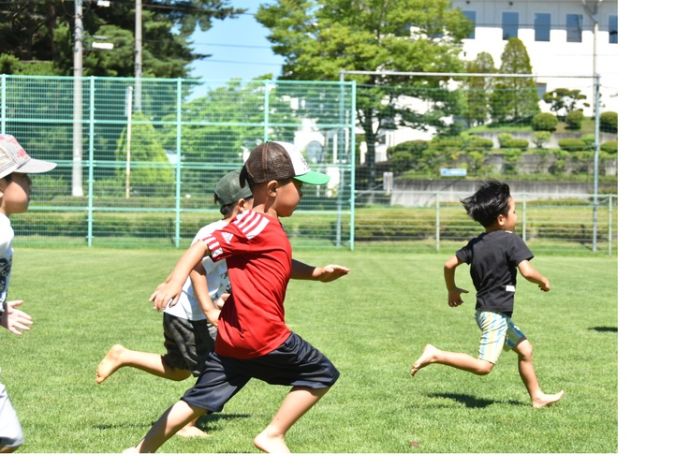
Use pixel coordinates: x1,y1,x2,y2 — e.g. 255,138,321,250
0,382,24,450
162,314,217,376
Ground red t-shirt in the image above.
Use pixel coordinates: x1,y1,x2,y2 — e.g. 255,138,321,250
203,210,292,359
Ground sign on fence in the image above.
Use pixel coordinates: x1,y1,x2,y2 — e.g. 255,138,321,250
440,167,467,177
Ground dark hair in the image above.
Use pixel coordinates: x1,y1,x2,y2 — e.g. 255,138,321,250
461,180,511,227
213,193,253,216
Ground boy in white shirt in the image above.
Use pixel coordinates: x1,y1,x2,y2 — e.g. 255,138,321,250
95,170,252,437
0,134,56,452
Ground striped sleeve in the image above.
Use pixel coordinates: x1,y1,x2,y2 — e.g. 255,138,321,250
202,211,271,262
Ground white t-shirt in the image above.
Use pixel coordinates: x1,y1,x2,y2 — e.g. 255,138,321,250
0,213,14,311
164,218,232,321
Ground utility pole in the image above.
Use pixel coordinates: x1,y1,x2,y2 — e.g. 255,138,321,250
583,0,602,251
134,0,143,111
72,0,84,197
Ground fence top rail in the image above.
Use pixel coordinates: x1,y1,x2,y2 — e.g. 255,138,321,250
0,74,356,87
341,70,598,80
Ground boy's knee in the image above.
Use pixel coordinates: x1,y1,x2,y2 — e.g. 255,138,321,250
515,340,534,360
475,360,494,376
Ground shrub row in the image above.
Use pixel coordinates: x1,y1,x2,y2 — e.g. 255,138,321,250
14,210,613,244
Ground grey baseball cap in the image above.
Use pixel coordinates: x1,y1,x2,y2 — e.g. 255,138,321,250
214,170,252,205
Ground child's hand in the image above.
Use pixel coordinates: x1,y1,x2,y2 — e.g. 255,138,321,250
0,300,33,336
314,264,350,282
215,292,230,309
205,308,221,327
447,287,469,307
539,278,551,292
149,282,181,311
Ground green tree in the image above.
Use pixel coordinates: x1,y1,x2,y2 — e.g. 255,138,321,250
0,0,243,78
543,88,589,118
490,38,539,124
256,0,471,189
465,52,495,126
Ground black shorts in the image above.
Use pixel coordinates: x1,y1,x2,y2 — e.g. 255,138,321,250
161,314,217,376
181,332,340,413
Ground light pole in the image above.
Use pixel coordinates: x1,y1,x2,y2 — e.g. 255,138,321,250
72,0,84,197
135,0,142,111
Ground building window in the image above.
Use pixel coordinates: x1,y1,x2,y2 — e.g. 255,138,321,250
502,11,519,39
566,14,583,42
609,15,618,44
463,10,476,39
534,13,550,41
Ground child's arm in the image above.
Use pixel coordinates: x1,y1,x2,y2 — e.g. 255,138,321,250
518,260,551,292
150,241,209,311
189,262,221,327
0,300,32,336
444,255,469,307
291,259,350,282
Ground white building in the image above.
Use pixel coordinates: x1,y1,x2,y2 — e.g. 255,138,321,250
453,0,618,111
370,0,618,164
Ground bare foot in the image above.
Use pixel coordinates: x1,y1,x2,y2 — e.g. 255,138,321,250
532,390,565,408
253,430,290,454
410,344,439,377
96,344,126,384
176,425,208,438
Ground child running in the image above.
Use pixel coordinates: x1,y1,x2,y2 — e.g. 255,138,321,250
411,180,564,408
127,141,349,453
95,170,252,437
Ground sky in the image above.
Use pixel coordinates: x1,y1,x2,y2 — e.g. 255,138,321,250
188,1,283,88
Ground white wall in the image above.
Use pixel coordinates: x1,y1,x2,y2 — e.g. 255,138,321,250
455,0,619,113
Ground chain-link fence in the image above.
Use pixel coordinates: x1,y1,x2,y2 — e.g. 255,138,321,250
3,74,616,254
2,75,356,248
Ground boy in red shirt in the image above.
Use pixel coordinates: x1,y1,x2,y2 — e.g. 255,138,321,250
128,141,349,453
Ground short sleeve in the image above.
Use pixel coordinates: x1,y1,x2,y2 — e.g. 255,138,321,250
202,226,236,262
508,233,533,266
456,242,472,264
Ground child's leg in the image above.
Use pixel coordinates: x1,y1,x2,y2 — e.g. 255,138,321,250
96,344,191,383
253,386,330,454
513,339,564,408
128,400,207,452
411,344,494,376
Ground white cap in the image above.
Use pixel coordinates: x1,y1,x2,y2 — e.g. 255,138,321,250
0,134,57,179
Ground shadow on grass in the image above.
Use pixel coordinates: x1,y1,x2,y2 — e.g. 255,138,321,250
427,392,522,408
198,413,251,429
590,326,618,333
93,414,250,431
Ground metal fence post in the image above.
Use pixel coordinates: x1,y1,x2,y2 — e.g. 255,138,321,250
87,76,95,247
522,199,527,241
1,75,5,134
263,80,270,141
592,74,601,252
174,78,182,248
608,194,613,256
435,192,440,252
349,80,357,251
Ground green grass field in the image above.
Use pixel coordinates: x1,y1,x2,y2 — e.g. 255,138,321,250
0,247,617,453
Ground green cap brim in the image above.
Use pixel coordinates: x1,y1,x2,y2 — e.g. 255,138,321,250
294,171,330,185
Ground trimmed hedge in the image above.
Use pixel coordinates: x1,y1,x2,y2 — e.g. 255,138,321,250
559,138,588,151
14,207,614,245
531,112,558,131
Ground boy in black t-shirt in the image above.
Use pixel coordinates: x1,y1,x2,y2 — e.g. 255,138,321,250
411,180,564,408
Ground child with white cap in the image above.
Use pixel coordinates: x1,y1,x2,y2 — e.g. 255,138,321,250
0,134,56,452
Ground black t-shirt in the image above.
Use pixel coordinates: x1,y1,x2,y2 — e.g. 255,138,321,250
455,230,533,315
